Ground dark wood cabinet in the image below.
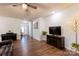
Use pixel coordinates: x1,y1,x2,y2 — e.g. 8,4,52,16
47,35,65,49
1,33,17,41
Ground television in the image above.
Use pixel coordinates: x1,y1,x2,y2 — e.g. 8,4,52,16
49,26,61,35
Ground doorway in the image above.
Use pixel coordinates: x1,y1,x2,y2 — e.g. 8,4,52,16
21,21,29,36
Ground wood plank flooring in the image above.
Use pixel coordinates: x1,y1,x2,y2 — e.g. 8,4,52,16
13,36,79,56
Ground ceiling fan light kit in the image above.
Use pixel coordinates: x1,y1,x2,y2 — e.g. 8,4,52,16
22,4,27,9
12,3,37,10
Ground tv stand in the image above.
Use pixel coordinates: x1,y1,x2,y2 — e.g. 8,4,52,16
47,34,65,49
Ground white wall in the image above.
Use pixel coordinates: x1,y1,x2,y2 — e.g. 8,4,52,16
0,16,22,41
33,19,40,41
33,5,79,50
28,21,33,37
33,17,47,41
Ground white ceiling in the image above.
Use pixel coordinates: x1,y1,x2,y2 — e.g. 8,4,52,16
0,3,77,21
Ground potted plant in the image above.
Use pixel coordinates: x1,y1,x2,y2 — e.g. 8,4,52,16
42,31,47,35
41,31,47,41
71,19,79,53
72,43,79,53
72,43,79,49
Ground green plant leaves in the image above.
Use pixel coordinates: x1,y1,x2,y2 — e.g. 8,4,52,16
72,43,79,48
42,31,47,35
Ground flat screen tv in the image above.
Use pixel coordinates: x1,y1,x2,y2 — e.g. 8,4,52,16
49,26,61,35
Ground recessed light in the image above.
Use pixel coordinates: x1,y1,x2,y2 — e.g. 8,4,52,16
51,11,55,14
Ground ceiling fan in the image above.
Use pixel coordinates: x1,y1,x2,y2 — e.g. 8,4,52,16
12,3,37,10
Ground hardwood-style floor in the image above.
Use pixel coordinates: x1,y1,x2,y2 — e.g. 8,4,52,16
13,36,79,56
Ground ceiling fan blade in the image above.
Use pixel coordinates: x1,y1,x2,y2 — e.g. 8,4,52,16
12,4,21,7
25,3,37,9
12,3,37,9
